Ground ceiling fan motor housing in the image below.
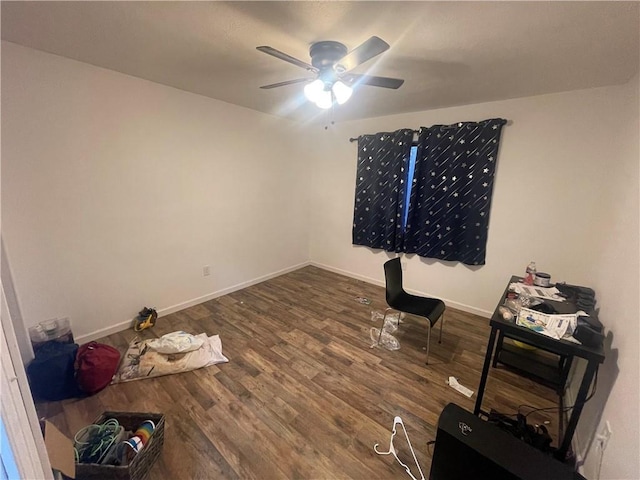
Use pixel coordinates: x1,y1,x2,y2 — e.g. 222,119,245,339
310,41,348,71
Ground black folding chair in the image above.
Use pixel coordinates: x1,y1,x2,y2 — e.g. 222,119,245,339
377,257,446,364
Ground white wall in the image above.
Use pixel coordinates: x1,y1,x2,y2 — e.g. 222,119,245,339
574,74,639,480
308,79,639,479
1,42,310,344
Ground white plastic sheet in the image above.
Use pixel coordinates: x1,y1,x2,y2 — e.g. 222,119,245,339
147,331,204,354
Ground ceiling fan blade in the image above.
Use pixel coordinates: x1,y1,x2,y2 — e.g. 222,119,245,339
257,46,318,73
335,36,390,72
342,73,404,89
259,78,311,89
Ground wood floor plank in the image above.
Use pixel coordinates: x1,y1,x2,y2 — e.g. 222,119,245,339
35,265,563,479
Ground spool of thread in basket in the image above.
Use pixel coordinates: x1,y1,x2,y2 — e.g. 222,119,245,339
133,420,155,449
121,420,155,457
125,436,143,454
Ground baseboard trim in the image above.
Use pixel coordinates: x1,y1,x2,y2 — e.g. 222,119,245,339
75,319,136,344
157,261,312,317
309,262,383,289
77,260,492,343
310,261,493,318
75,261,312,344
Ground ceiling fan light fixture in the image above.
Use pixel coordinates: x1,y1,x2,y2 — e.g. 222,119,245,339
304,79,325,103
258,36,405,107
315,89,333,109
332,80,352,105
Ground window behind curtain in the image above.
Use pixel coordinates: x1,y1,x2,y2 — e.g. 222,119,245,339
402,145,418,232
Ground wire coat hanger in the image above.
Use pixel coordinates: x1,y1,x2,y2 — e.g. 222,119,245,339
374,416,425,480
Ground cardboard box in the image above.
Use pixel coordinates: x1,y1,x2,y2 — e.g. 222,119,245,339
44,420,76,479
44,412,165,480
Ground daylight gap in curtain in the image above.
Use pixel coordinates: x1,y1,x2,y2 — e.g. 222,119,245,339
352,129,414,252
403,118,507,265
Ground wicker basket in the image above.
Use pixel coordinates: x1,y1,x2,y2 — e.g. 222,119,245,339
75,411,165,480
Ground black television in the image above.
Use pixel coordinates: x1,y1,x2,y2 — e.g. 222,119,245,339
429,404,585,480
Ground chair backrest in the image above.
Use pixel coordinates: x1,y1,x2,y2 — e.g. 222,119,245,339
384,257,404,307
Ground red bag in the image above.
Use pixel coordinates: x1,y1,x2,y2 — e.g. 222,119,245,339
75,342,121,394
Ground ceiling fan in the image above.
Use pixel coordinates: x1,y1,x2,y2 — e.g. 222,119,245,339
257,36,404,109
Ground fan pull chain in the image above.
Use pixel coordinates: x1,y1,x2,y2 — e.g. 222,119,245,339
324,92,336,130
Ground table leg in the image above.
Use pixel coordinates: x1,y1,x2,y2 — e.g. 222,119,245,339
492,331,505,368
557,355,574,395
474,327,498,416
556,360,598,460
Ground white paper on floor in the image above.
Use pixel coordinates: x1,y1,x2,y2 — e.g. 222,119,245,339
447,376,474,398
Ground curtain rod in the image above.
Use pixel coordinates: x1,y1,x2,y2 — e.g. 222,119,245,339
349,119,510,142
349,130,419,143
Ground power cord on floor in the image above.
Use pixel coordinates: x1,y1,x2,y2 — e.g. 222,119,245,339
484,367,598,459
517,366,598,419
490,366,599,422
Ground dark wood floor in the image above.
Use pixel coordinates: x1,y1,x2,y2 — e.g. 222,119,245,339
36,266,560,479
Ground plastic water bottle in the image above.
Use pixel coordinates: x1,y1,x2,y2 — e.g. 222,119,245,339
524,261,536,286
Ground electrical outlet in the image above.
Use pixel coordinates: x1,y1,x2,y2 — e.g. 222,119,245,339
596,421,612,451
202,265,210,277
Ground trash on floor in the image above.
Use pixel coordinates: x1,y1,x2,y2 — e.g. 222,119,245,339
369,327,400,351
355,296,372,305
447,376,474,398
371,310,402,333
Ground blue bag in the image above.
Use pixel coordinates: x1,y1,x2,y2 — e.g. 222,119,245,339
27,342,83,401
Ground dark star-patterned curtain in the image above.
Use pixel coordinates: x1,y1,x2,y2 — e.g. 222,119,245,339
403,118,506,265
352,129,414,252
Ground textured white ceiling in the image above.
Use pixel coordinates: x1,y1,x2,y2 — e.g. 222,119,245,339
2,1,638,123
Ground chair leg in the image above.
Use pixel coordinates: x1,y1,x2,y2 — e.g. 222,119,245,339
438,313,444,344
